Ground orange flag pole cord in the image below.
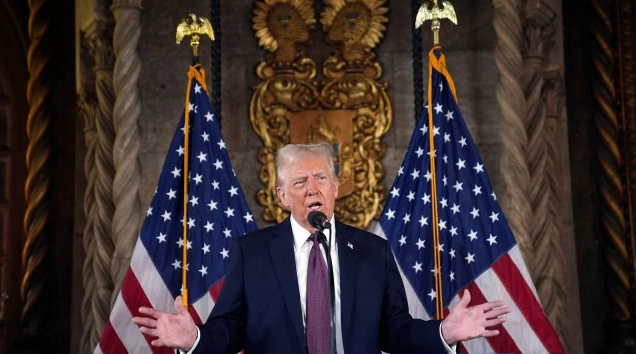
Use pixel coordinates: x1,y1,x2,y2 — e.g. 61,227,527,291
427,46,458,320
181,65,209,310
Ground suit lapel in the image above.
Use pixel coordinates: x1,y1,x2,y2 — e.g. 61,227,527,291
336,221,358,352
268,218,305,347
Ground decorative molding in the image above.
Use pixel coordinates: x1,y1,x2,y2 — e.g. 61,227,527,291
21,0,51,336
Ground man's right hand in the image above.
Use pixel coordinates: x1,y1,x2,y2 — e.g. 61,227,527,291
132,295,198,351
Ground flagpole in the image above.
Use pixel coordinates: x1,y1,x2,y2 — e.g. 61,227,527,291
176,14,215,310
415,0,457,320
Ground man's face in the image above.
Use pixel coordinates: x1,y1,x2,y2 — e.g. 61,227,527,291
276,153,339,232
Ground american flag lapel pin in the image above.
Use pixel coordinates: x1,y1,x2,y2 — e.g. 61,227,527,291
347,242,353,249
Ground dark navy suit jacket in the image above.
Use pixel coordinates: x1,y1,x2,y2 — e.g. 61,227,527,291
194,218,445,354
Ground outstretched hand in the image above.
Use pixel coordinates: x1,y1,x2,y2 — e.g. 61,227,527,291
441,289,510,345
132,295,198,351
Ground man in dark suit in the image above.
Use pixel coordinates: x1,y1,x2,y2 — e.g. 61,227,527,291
133,142,510,353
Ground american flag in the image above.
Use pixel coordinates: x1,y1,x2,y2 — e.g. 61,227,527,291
96,65,257,353
374,49,565,353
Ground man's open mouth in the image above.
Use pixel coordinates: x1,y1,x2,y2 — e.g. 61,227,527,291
308,202,322,210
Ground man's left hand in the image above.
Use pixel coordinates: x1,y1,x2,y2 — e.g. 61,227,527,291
440,289,511,345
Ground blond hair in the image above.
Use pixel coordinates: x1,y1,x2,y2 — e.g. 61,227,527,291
275,142,337,187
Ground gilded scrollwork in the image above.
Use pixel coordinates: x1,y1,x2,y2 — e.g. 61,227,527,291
250,0,391,228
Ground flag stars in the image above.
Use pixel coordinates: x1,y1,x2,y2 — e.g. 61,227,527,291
443,155,448,164
419,216,429,227
224,207,235,218
459,136,467,147
474,162,484,173
161,211,171,222
172,259,181,269
422,193,431,204
410,169,420,180
439,82,443,91
402,213,411,224
451,203,460,214
188,102,196,112
427,149,437,158
450,271,455,281
416,238,426,249
384,209,395,220
406,191,415,201
491,191,497,200
205,112,214,122
456,158,466,170
465,252,476,264
189,196,199,206
390,187,400,198
166,189,177,199
433,126,440,136
440,197,448,208
427,288,436,300
489,211,500,223
413,261,423,273
197,152,207,163
146,207,153,216
449,226,458,237
156,232,167,243
415,147,424,158
244,212,254,223
223,228,232,238
199,265,208,277
218,139,226,150
228,186,239,197
187,217,196,229
180,125,190,134
176,145,184,156
443,175,447,186
449,248,456,259
398,166,404,176
487,234,498,245
202,243,210,254
424,170,432,182
467,229,478,241
420,124,428,135
445,110,454,121
220,248,229,259
213,159,224,170
470,207,480,219
171,167,181,178
444,132,451,143
212,180,220,190
453,181,463,192
473,185,482,196
204,221,214,232
438,220,447,230
398,235,407,246
194,83,203,94
208,200,218,211
434,102,443,114
201,131,210,142
437,243,445,252
193,173,203,185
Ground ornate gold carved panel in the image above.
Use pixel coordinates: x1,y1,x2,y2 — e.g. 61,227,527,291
250,0,391,228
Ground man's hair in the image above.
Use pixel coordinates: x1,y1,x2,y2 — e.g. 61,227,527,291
275,142,337,187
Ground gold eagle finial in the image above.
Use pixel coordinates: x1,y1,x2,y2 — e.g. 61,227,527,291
415,0,457,45
176,14,215,57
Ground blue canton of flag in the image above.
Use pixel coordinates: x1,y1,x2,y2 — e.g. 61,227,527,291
97,65,258,353
376,49,564,353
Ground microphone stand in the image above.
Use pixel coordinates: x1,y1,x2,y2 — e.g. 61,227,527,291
317,225,337,354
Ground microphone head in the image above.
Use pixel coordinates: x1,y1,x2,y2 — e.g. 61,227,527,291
307,210,328,229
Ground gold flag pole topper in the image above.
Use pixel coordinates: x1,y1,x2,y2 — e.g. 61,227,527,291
415,0,457,46
176,13,215,58
414,0,457,320
175,14,214,310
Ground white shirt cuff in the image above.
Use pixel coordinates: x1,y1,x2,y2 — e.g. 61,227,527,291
439,322,457,354
178,326,201,354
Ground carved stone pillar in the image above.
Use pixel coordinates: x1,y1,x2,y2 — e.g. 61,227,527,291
110,0,143,303
493,0,534,268
81,14,116,351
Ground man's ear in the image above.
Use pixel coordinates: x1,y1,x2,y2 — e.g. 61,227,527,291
276,186,288,208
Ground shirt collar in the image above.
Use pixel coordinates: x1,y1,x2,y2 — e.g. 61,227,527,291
290,214,336,249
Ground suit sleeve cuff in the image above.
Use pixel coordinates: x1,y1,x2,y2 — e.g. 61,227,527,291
439,322,457,354
179,326,201,354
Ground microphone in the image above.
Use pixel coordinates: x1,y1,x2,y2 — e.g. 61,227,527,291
307,210,332,231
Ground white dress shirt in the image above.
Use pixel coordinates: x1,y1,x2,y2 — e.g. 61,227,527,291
184,216,455,354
